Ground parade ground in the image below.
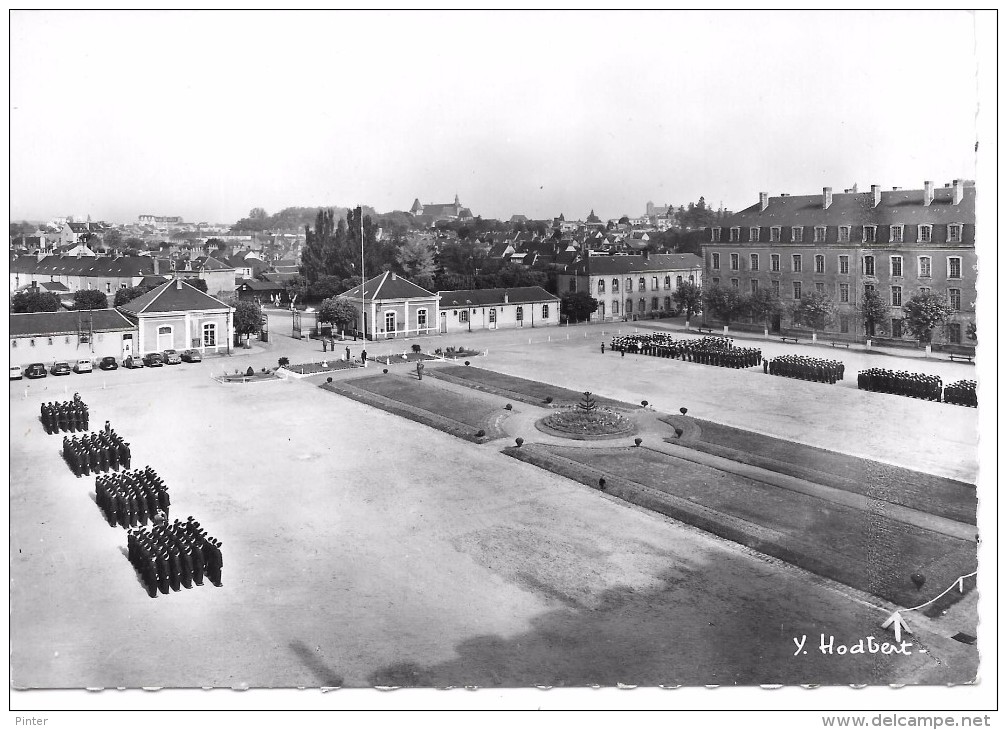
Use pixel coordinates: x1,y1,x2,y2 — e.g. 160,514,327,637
9,320,982,690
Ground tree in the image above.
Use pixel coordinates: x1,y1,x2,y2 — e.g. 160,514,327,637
902,291,953,344
184,278,209,293
124,237,146,250
284,274,307,308
790,290,837,334
72,289,109,310
249,207,269,220
859,287,888,338
745,288,784,330
618,215,630,225
671,281,703,321
233,301,263,343
114,284,157,307
102,229,123,249
206,237,227,252
318,297,359,333
702,285,746,326
395,237,437,280
560,291,598,323
307,275,345,301
10,289,60,313
967,321,977,343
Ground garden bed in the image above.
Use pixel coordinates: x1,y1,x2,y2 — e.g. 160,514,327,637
283,360,360,375
425,366,628,409
536,407,637,440
215,370,281,383
368,352,440,365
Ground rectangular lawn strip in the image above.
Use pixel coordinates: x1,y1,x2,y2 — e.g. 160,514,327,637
660,415,976,525
429,365,629,409
322,375,507,442
504,443,976,608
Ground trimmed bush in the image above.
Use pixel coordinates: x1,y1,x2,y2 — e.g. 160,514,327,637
504,403,513,410
475,429,485,438
411,344,422,353
383,368,388,374
326,377,332,383
544,396,554,404
245,366,255,377
515,437,524,447
641,400,649,408
679,407,688,415
464,361,471,366
278,356,290,367
674,427,684,438
634,437,643,447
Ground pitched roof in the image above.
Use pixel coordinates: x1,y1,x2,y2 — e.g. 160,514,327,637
261,272,297,284
138,275,169,288
237,278,284,291
339,271,436,301
26,255,154,278
568,253,703,276
193,255,234,271
9,309,136,338
438,286,560,308
118,279,232,315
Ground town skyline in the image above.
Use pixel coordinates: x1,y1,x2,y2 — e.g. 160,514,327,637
11,11,979,224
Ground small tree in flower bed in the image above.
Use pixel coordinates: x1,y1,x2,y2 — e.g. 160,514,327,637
577,392,597,414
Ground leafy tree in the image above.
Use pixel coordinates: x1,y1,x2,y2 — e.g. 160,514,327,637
790,290,836,334
124,237,146,250
233,301,263,342
307,275,345,301
206,237,227,252
248,207,269,220
618,215,630,225
859,287,888,338
745,288,784,329
72,289,109,310
114,284,157,307
11,289,61,313
395,237,437,280
102,229,123,249
678,197,716,229
284,274,307,307
318,297,359,333
560,291,598,323
702,285,746,326
967,321,977,343
671,281,703,321
184,278,209,293
901,291,953,344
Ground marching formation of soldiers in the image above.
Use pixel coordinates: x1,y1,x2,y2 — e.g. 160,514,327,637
96,467,169,529
767,355,844,384
41,394,89,434
943,379,978,408
127,517,224,597
607,334,761,369
857,368,943,401
62,425,131,477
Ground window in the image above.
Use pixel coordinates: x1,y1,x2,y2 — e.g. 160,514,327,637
638,277,646,292
863,255,875,276
612,278,619,293
919,256,931,278
949,224,962,243
612,301,619,315
597,303,604,318
730,253,739,271
639,298,646,313
120,283,128,290
948,257,962,279
651,276,658,290
516,306,523,321
890,256,903,278
385,311,396,332
891,286,902,306
626,278,633,292
838,226,850,242
839,283,849,303
488,309,496,325
417,309,427,329
814,255,825,274
711,253,721,270
676,275,683,287
730,279,739,289
892,319,903,338
749,227,760,242
814,226,826,243
948,323,962,344
730,227,740,242
770,227,781,242
864,283,875,295
838,255,849,274
712,277,720,286
919,224,932,243
792,254,802,272
597,280,605,294
949,288,961,311
541,305,550,319
863,226,876,243
750,254,759,271
626,300,633,314
664,296,671,311
105,282,112,293
772,280,780,295
750,280,759,293
919,287,930,296
793,282,802,299
459,310,469,323
568,278,576,292
891,225,903,243
792,227,804,243
203,323,216,347
651,297,658,310
840,315,849,334
664,276,671,289
712,227,722,242
770,254,780,272
688,275,694,283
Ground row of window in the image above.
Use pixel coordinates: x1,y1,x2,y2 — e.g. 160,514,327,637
711,223,963,244
711,252,963,279
709,276,963,309
597,297,676,317
590,274,696,295
12,333,105,347
457,305,550,323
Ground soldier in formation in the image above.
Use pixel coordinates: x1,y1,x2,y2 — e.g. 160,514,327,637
96,467,169,529
41,394,89,435
857,368,943,401
768,355,844,384
943,379,978,408
608,333,761,369
62,428,130,478
126,516,223,597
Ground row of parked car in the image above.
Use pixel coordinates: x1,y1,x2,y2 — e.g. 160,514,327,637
10,348,203,380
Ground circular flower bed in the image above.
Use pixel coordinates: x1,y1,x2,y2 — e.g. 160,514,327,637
536,406,636,440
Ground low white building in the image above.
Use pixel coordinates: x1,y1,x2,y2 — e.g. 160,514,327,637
437,286,560,333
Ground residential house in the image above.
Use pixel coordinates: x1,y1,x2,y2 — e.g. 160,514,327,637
338,271,439,340
117,278,234,355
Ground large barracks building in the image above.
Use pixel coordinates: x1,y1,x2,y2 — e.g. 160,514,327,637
702,180,977,346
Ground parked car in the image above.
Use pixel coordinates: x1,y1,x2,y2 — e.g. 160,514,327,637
73,359,93,374
181,349,202,363
162,349,182,365
123,356,144,369
142,353,164,367
50,361,72,376
10,365,23,380
24,363,47,379
98,356,119,371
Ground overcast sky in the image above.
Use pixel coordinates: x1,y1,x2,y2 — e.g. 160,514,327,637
10,10,984,225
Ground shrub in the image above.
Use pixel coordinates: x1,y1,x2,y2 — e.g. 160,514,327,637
598,477,606,490
475,429,485,438
641,400,648,408
634,437,643,447
515,437,524,447
464,361,470,366
674,427,684,438
411,344,422,353
278,356,290,367
544,396,553,404
326,377,332,383
504,403,513,410
245,366,254,377
679,407,688,415
383,368,388,374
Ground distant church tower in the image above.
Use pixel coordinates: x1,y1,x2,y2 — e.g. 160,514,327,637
410,198,423,215
454,193,461,215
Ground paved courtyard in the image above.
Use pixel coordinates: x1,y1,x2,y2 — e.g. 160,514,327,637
9,324,981,689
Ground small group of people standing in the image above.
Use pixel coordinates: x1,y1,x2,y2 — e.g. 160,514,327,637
767,355,844,384
41,394,89,434
942,379,978,408
96,466,169,529
127,517,223,597
857,368,943,401
62,423,130,477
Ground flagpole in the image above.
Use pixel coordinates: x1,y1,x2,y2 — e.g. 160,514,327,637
359,206,365,341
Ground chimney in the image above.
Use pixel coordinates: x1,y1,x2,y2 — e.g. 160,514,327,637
176,277,183,290
503,291,509,304
871,185,881,208
923,180,934,206
759,192,769,211
953,179,963,205
822,187,833,209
